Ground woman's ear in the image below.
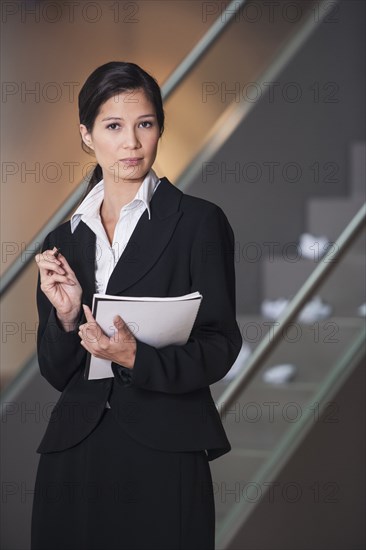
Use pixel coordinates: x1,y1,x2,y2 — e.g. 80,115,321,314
80,124,94,150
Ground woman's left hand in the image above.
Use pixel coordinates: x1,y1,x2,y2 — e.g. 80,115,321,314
78,304,136,369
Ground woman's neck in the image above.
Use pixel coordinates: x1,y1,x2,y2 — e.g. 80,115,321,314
101,175,144,222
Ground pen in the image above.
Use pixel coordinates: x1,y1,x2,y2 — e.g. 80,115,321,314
53,247,61,259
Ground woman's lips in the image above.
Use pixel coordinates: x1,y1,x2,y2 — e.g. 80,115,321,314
119,158,143,165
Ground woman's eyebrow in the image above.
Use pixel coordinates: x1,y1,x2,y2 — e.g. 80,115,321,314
101,114,156,122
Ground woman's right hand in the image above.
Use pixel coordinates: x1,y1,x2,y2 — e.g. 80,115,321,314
35,247,83,328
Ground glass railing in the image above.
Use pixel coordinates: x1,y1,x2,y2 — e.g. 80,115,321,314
1,0,323,391
209,214,365,547
1,0,326,388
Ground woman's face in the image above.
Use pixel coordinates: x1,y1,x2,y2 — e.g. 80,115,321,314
80,89,161,186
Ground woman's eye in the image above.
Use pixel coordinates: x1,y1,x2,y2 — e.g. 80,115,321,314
139,121,153,128
107,123,120,130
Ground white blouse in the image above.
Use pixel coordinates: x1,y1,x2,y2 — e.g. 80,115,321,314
70,168,160,293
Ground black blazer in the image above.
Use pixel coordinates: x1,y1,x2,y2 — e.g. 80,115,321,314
36,177,242,461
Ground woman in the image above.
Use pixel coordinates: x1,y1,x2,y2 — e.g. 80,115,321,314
31,61,242,550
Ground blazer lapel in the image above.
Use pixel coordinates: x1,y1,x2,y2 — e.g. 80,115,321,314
106,177,183,295
71,220,97,306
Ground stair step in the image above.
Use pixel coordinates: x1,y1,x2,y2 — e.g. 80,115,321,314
262,252,365,315
255,316,364,381
307,195,365,243
210,316,363,453
211,316,364,397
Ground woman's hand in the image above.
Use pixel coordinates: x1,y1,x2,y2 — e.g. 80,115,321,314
78,304,137,369
35,247,82,329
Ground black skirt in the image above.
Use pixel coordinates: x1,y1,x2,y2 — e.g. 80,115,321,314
31,408,215,550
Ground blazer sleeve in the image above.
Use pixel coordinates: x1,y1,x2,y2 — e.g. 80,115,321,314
36,231,85,392
119,204,242,394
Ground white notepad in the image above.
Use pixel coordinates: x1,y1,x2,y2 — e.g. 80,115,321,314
85,291,203,380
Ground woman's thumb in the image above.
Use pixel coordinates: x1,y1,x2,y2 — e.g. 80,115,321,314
113,315,124,330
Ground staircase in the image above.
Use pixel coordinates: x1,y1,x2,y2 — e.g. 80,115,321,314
263,142,365,315
209,141,365,546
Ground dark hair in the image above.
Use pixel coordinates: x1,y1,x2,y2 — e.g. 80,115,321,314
78,61,164,195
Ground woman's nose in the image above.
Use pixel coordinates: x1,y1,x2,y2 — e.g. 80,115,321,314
122,127,140,149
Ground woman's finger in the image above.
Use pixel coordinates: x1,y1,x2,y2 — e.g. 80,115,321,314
39,249,61,265
36,252,65,273
39,262,67,276
35,250,75,278
79,326,102,346
82,304,95,322
55,252,77,276
40,273,76,288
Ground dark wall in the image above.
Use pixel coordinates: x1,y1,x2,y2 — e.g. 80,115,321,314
186,0,366,313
